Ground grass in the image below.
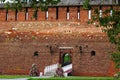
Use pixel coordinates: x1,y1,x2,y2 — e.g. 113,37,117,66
28,76,118,80
0,75,31,79
0,75,119,80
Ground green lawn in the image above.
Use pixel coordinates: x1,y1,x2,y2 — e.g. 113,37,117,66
28,76,118,80
0,75,119,80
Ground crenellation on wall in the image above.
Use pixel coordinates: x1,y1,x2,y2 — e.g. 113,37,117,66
0,6,112,22
0,9,6,21
37,9,46,21
69,7,78,21
18,9,26,21
58,7,67,21
7,10,16,21
27,8,36,21
80,7,88,23
48,7,57,21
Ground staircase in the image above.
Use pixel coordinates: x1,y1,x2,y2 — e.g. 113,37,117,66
44,63,59,76
44,71,55,76
62,64,72,73
43,63,72,77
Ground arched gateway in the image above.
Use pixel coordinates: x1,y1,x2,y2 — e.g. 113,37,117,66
59,47,73,67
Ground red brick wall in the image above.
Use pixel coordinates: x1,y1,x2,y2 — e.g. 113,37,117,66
73,42,114,76
58,7,67,21
0,9,6,21
28,8,36,21
7,10,15,21
69,7,78,21
80,7,88,22
0,5,116,76
18,9,26,21
0,21,116,76
108,61,117,76
0,40,52,75
48,7,56,21
37,9,46,21
0,33,114,76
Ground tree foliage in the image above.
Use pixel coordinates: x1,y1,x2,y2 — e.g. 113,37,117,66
4,0,60,10
83,0,90,9
111,52,120,68
91,6,120,50
4,0,60,18
83,1,120,68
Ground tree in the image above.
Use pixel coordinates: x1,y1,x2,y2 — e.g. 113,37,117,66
83,0,120,69
83,0,90,9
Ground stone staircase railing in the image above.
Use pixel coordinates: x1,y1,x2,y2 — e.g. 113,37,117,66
43,63,72,77
62,64,72,73
44,63,59,76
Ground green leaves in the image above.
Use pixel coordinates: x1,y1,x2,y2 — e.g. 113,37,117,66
111,52,120,68
99,17,109,27
90,5,120,69
4,3,10,10
91,7,120,45
4,0,60,18
4,2,22,11
83,0,91,9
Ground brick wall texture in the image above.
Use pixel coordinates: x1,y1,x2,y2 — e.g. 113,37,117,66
0,6,117,76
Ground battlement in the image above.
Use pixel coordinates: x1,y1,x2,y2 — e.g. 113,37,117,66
0,5,113,22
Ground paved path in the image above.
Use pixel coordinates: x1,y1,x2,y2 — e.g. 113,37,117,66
0,78,28,80
0,76,52,80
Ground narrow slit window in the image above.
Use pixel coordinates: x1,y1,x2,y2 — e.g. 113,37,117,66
66,7,69,20
25,8,28,20
77,7,80,20
6,10,8,21
99,10,102,17
15,10,18,21
88,9,91,19
46,10,48,20
56,7,58,20
110,10,113,16
110,6,113,16
35,9,38,20
99,6,102,17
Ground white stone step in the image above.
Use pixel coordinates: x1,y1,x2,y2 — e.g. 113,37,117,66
44,72,55,76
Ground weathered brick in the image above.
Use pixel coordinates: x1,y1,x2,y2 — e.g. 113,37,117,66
80,7,88,22
69,7,78,21
48,7,56,21
18,9,26,21
58,7,67,21
0,6,116,76
7,10,15,21
37,9,46,21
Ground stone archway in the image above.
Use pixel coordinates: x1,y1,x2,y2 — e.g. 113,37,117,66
59,47,73,67
62,53,72,66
